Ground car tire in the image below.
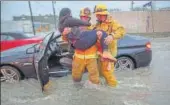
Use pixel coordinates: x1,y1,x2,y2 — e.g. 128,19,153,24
115,56,135,71
0,66,21,83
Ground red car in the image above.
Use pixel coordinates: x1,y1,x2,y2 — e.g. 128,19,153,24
0,32,43,52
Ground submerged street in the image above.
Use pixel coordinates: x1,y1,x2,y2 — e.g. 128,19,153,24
1,36,170,105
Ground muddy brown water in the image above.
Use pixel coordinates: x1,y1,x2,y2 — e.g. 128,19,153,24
1,37,170,105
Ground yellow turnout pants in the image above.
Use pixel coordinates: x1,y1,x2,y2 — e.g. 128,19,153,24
98,58,118,87
72,57,100,84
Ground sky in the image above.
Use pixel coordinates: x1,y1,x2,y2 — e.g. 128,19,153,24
1,1,170,21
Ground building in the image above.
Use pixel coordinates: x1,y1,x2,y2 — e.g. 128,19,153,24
13,14,58,25
1,20,32,33
12,14,58,33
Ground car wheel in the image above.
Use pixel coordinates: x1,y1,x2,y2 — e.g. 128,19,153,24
115,56,135,71
0,66,21,83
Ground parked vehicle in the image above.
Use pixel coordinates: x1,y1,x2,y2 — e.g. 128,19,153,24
0,31,152,84
115,35,152,71
0,32,43,52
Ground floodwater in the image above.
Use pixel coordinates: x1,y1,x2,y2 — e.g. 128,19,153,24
1,36,170,105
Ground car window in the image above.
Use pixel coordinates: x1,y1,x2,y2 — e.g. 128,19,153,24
1,34,15,41
34,32,54,62
1,35,8,41
7,36,15,40
24,34,35,38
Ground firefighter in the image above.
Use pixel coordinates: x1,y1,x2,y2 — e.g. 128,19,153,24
62,7,100,85
71,7,100,85
93,4,126,87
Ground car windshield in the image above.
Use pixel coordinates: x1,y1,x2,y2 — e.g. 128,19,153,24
38,32,54,51
24,33,35,38
30,32,53,49
32,32,54,62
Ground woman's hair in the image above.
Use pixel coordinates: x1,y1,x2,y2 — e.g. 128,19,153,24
58,8,72,33
58,8,91,33
59,8,71,20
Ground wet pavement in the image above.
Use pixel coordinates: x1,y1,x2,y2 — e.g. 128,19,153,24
1,36,170,105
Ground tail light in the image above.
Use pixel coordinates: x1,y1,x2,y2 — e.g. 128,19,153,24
146,42,151,49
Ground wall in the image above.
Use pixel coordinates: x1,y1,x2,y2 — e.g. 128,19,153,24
91,11,170,33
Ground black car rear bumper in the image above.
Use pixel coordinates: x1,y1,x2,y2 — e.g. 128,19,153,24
134,49,152,68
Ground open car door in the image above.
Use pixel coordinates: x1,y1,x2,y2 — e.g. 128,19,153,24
33,32,55,92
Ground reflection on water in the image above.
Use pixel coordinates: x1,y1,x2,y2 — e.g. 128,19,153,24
1,70,152,105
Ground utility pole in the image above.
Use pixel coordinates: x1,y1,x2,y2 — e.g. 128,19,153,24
28,1,36,35
131,1,134,11
151,1,154,32
52,1,57,29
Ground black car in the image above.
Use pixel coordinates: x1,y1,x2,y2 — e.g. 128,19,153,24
0,31,152,83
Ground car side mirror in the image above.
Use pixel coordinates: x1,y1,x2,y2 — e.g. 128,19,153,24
26,47,36,54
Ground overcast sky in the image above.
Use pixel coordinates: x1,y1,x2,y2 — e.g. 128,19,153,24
1,1,170,20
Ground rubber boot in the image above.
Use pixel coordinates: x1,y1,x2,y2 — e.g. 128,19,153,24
43,81,54,95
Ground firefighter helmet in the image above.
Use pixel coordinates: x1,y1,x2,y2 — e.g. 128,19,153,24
80,7,91,17
94,4,109,15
